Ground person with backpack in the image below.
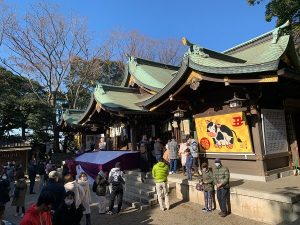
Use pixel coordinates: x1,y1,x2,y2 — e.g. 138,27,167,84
106,162,125,215
93,170,109,214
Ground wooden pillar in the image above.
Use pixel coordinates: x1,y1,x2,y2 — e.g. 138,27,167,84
130,125,137,151
250,107,267,175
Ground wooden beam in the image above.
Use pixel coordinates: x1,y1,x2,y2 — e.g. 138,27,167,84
191,70,278,83
278,68,300,81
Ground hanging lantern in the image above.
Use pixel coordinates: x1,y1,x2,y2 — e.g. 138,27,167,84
172,106,186,118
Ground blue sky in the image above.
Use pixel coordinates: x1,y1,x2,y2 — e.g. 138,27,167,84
8,0,275,52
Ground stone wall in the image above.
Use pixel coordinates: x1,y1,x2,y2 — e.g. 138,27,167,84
169,177,300,224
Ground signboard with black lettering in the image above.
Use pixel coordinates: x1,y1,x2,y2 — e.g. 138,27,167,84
261,109,288,154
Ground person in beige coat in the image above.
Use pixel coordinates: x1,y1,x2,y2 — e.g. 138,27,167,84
78,172,92,225
11,171,27,218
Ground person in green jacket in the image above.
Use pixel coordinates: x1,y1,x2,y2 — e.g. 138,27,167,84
212,158,230,217
199,163,214,212
152,157,169,211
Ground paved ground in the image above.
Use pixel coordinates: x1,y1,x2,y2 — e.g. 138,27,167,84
3,182,267,225
5,175,300,225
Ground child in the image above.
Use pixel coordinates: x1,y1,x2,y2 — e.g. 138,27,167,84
185,149,193,181
200,163,214,212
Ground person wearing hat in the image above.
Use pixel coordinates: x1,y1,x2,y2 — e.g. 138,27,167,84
42,170,66,212
212,158,230,217
94,171,109,214
152,156,170,211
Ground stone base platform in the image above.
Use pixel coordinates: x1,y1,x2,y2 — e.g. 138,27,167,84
168,173,300,225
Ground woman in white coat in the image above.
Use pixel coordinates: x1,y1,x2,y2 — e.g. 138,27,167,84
78,172,92,225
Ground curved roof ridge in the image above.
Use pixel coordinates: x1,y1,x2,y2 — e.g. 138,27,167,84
96,83,139,93
223,30,273,54
128,55,180,70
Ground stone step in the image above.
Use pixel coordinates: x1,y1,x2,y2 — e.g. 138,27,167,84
122,195,142,209
124,180,156,191
125,185,157,198
124,174,156,185
125,170,154,179
124,190,158,206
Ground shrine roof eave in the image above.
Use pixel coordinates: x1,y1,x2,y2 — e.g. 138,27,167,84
93,84,152,113
77,94,97,125
140,58,283,110
126,56,179,91
60,109,85,126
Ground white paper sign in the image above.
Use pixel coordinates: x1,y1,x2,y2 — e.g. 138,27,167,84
261,109,288,154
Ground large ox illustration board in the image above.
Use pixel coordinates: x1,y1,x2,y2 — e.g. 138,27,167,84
195,112,253,153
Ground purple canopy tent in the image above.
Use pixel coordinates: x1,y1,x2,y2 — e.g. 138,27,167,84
66,151,139,179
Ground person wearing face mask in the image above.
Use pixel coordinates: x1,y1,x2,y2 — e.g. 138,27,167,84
11,171,27,218
212,158,230,217
41,171,65,212
199,163,214,212
53,191,83,225
78,172,92,225
20,191,55,225
0,173,10,206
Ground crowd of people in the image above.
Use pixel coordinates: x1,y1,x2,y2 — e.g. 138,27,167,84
139,134,230,218
0,158,126,225
0,133,230,224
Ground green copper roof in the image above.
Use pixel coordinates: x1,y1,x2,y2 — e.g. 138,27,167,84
128,57,178,92
94,84,152,111
184,34,290,74
62,109,85,126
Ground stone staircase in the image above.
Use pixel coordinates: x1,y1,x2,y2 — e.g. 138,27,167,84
123,170,175,210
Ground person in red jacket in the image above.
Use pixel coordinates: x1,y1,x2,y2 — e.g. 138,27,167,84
20,191,55,225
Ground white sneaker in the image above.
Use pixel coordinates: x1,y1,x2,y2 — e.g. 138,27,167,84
169,172,172,175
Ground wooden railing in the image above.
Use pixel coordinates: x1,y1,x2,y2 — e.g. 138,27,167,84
0,137,31,148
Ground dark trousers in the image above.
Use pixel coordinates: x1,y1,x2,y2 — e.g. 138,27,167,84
217,188,229,214
186,166,192,180
192,156,199,172
170,159,177,172
85,213,91,225
29,177,35,193
16,206,25,214
109,188,123,212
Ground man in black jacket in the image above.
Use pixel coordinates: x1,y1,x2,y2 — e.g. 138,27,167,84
42,171,66,211
28,160,37,194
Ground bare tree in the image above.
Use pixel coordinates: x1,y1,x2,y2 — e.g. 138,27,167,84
108,29,186,66
0,2,93,151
